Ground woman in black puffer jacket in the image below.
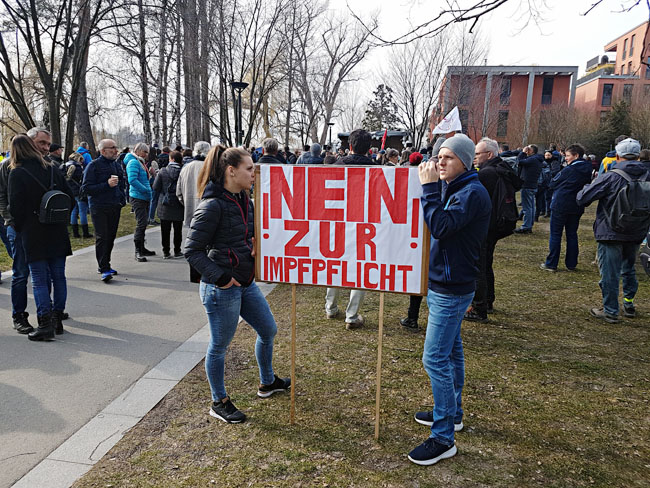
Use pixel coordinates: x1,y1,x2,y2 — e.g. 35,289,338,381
184,146,289,424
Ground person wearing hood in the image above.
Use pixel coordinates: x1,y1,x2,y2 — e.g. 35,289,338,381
540,144,593,272
408,133,491,466
464,137,521,322
184,146,290,424
66,152,93,238
76,142,93,167
153,150,184,259
577,137,648,323
125,143,156,262
257,138,285,164
296,142,324,164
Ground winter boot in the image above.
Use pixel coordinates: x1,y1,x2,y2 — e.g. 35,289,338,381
141,240,156,257
52,310,65,335
28,313,55,341
82,224,93,238
71,224,80,238
135,241,147,262
13,312,34,334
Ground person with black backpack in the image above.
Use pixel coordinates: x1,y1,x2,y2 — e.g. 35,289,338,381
464,137,521,322
7,135,74,341
577,138,649,323
153,150,184,259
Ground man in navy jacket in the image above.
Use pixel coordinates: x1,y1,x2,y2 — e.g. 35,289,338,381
408,134,491,466
514,144,543,233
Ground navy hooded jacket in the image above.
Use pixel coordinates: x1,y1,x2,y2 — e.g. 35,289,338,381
421,170,492,295
549,159,592,214
517,152,544,189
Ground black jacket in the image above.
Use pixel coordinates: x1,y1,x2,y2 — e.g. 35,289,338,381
184,180,255,286
153,162,184,222
335,153,377,166
517,152,544,189
549,159,592,214
258,154,285,165
0,160,13,225
81,155,127,208
8,158,74,262
478,157,522,236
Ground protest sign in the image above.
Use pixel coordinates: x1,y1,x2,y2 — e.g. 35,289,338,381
255,164,429,295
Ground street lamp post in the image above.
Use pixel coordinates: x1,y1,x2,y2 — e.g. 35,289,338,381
230,81,249,147
327,122,335,148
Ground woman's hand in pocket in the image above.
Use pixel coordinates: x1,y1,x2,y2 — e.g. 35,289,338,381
219,277,241,289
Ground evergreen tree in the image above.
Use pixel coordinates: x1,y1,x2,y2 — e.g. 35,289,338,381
361,84,402,131
602,100,632,148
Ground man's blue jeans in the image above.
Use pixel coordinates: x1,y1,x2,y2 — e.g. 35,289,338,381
520,188,537,230
29,257,67,317
423,289,474,447
70,197,89,225
597,242,639,316
545,212,581,270
6,226,30,316
200,280,277,401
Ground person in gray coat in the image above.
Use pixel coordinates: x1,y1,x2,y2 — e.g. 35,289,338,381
153,150,185,258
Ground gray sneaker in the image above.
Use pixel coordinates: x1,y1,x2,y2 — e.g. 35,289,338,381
346,315,364,330
623,301,636,318
590,307,619,324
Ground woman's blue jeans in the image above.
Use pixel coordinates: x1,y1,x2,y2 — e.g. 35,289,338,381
70,197,89,225
200,280,277,401
545,211,581,269
423,289,474,447
29,257,67,317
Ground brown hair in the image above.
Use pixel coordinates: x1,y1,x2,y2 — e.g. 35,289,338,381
197,146,251,197
9,134,48,170
170,150,182,164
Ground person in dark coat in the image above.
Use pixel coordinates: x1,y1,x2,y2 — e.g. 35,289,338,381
7,135,74,341
257,138,285,164
540,144,593,272
153,150,184,258
66,152,92,238
514,145,544,233
184,146,290,424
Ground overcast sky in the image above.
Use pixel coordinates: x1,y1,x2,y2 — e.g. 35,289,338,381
332,0,646,75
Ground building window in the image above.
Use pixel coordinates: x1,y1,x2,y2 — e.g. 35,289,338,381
601,83,613,106
623,84,633,103
647,57,650,79
630,34,635,56
645,84,650,97
459,109,469,131
541,77,553,105
497,111,508,137
628,62,633,75
458,78,470,105
623,38,628,60
500,78,511,105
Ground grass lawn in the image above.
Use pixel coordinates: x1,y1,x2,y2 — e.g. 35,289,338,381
73,205,649,488
0,206,138,273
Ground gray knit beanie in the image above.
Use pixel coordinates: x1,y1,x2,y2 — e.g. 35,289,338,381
439,134,475,170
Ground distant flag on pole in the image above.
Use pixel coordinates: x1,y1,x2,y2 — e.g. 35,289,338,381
380,129,388,150
432,106,462,135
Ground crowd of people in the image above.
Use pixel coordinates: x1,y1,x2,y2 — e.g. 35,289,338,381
0,126,648,466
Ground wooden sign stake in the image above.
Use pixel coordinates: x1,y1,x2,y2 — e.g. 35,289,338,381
290,284,297,425
374,292,385,440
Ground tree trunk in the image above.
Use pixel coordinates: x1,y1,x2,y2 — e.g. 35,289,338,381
138,0,152,143
152,0,168,146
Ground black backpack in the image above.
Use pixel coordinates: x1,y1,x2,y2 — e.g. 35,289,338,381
162,168,182,208
607,169,650,235
20,165,71,225
490,163,521,240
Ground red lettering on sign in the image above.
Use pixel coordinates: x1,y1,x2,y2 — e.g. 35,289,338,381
284,257,298,280
341,261,355,287
312,259,326,284
356,223,377,261
380,264,396,291
346,168,366,222
326,260,340,286
263,193,269,229
364,262,379,289
397,265,412,291
308,167,345,221
411,198,419,238
356,261,362,288
319,221,345,258
270,166,305,219
270,256,283,281
263,255,268,281
284,220,310,256
368,168,408,224
297,258,310,284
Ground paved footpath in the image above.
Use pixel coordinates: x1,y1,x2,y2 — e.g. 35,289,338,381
0,227,273,488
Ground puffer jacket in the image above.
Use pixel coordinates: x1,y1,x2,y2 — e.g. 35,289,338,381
125,153,153,201
576,160,650,242
549,159,592,214
153,162,184,222
184,180,255,286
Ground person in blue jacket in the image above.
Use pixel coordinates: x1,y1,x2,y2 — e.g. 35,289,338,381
514,144,544,233
540,144,593,272
125,143,156,262
408,134,491,466
76,142,93,167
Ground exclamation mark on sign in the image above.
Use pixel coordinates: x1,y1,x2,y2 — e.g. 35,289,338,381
411,198,419,248
263,193,270,239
